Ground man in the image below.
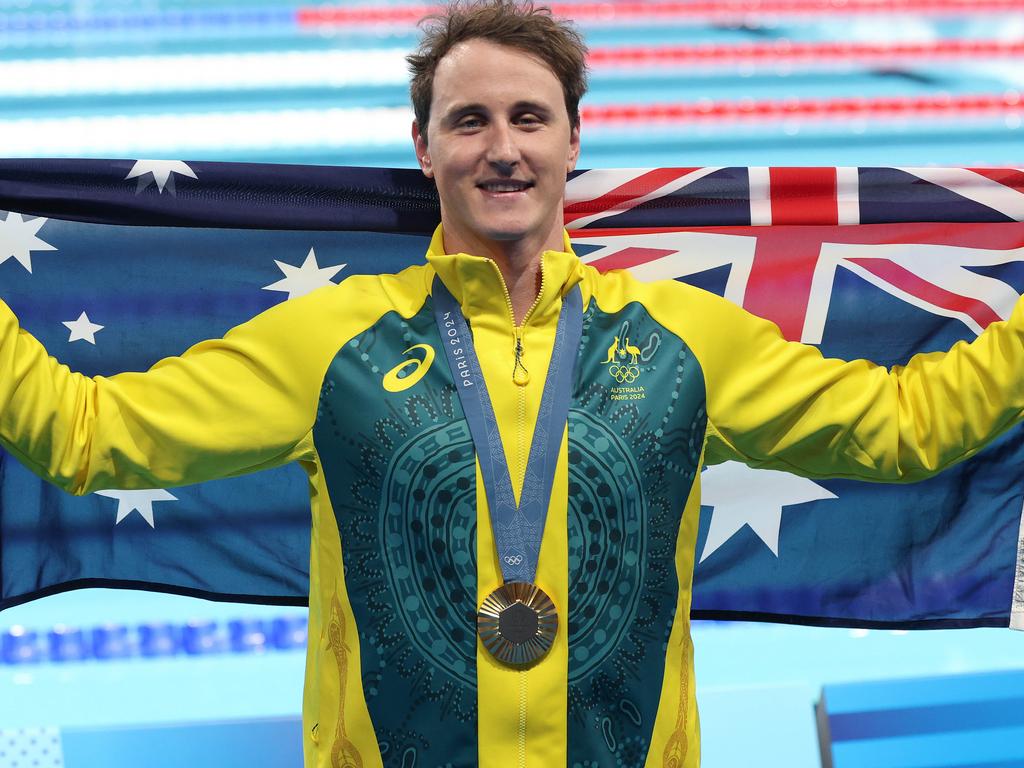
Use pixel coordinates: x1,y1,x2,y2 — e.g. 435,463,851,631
1,2,1022,767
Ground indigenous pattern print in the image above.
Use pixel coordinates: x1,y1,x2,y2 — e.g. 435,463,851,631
314,304,480,768
662,631,693,768
314,299,706,768
567,302,707,767
327,592,364,768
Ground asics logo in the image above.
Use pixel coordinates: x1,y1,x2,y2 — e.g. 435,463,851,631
382,344,435,393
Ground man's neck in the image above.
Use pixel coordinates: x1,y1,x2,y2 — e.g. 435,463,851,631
441,228,564,325
496,253,542,326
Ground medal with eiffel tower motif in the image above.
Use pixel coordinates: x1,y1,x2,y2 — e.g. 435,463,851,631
432,276,581,667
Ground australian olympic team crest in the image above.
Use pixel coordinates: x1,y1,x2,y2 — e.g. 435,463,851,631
600,323,660,401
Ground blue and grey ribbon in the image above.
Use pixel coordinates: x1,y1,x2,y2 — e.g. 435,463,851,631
432,275,582,584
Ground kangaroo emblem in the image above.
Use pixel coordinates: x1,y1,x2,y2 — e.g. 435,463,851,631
601,335,620,364
603,329,651,391
623,337,641,365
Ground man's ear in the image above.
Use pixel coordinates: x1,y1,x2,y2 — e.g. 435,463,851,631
566,122,581,173
412,121,433,179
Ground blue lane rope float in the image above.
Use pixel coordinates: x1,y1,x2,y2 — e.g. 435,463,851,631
1,614,308,664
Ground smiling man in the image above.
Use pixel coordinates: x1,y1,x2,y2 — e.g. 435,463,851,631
2,2,1024,768
409,29,581,322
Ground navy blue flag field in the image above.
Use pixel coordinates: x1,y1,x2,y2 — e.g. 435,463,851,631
1,159,1023,629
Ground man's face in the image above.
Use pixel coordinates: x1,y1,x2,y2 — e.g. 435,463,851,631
412,38,581,253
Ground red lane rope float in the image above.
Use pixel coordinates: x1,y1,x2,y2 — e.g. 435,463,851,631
581,92,1024,124
296,0,1024,27
589,40,1024,67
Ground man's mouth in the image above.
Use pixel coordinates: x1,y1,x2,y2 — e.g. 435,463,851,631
478,180,534,194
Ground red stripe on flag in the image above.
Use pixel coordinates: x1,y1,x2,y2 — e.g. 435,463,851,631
571,222,1024,339
587,247,678,272
966,168,1024,192
564,168,696,225
742,229,827,341
848,258,1004,329
769,167,838,226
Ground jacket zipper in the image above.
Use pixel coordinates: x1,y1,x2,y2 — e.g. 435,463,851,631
492,259,545,768
495,264,545,491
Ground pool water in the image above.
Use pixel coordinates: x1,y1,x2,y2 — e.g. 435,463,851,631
1,2,1023,766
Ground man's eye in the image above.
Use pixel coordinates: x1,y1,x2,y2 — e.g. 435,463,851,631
517,115,542,125
458,117,483,129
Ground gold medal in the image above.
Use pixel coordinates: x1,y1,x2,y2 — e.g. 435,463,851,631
433,281,581,670
477,581,558,667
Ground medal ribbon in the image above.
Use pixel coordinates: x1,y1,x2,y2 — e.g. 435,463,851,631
432,275,582,585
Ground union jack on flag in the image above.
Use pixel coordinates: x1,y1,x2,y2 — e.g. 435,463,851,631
566,166,1024,340
564,164,1024,629
1,159,1022,630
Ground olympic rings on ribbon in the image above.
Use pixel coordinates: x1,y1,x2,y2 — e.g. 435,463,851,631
608,364,640,383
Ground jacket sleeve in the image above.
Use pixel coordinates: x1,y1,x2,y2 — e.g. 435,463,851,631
0,276,386,495
653,280,1024,483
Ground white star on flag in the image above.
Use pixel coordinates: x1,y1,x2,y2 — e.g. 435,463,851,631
125,160,198,194
0,211,56,273
262,247,346,300
95,489,178,528
699,461,837,563
62,311,104,344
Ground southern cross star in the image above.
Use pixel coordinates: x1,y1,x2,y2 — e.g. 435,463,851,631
95,489,178,529
0,211,56,273
62,311,104,344
262,247,346,300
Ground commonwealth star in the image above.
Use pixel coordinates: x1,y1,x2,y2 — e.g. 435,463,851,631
699,461,837,563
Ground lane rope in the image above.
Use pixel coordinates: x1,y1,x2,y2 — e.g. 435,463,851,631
297,0,1024,27
581,92,1024,124
589,40,1024,67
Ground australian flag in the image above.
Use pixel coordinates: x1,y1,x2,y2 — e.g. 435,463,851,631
1,159,1022,630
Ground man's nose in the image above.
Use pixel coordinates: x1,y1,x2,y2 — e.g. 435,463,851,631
485,121,521,170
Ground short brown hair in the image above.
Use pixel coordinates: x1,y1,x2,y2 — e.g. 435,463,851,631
406,0,588,143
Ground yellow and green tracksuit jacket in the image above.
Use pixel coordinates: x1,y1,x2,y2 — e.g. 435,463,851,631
2,225,1023,767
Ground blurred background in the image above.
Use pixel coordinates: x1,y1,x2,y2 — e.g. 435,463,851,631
2,1,1024,766
2,0,1023,166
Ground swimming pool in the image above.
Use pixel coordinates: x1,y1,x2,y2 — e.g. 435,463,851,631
2,2,1023,766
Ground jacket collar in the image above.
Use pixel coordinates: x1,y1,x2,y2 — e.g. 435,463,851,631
426,225,585,329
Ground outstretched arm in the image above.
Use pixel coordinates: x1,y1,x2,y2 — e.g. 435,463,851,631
650,279,1024,482
0,275,386,495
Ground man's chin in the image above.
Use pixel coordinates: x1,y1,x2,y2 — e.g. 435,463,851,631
479,227,531,242
447,210,559,249
455,217,528,243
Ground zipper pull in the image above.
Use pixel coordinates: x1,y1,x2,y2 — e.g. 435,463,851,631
513,333,530,386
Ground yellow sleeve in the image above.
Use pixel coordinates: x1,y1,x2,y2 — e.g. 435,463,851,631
650,279,1024,483
0,275,388,495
